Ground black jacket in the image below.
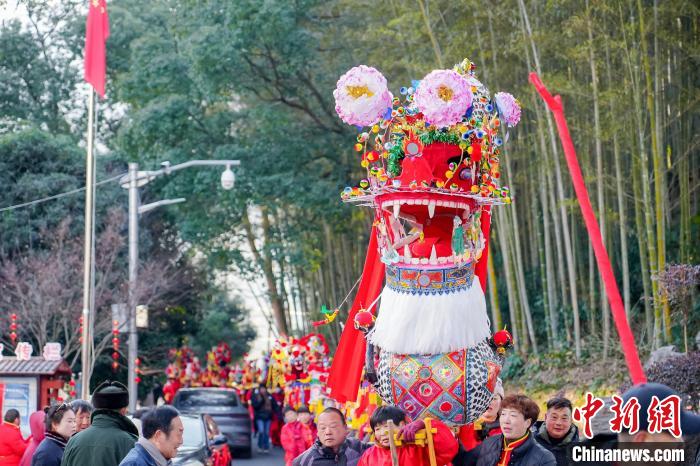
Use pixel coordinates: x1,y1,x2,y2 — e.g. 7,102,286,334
292,437,370,466
32,433,67,466
473,433,556,466
532,420,579,466
250,392,280,422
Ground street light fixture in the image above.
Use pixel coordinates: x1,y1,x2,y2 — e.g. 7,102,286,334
121,159,239,411
221,164,235,190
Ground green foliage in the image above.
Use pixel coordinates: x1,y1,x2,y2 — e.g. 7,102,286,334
192,297,256,358
0,128,122,252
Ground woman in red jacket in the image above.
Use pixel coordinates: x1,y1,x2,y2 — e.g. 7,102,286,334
357,406,458,466
280,408,313,466
0,409,29,466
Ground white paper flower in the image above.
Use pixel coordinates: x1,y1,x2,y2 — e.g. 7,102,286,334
334,65,393,127
413,69,473,128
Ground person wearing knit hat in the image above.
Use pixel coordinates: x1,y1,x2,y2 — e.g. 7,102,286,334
61,381,138,466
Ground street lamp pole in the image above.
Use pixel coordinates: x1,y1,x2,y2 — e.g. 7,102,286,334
127,163,139,411
123,159,239,411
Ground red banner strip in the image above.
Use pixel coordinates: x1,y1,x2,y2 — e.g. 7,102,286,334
529,72,646,385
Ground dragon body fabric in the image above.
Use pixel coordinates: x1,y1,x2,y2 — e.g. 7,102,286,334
328,59,519,426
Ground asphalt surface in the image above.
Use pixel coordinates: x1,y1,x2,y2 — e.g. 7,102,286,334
234,446,285,465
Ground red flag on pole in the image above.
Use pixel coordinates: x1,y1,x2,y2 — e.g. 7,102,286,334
84,0,110,98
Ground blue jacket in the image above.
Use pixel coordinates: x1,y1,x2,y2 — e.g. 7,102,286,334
32,435,66,466
118,444,158,466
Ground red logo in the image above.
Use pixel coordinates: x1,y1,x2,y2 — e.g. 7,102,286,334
647,395,682,438
609,395,641,435
573,393,605,439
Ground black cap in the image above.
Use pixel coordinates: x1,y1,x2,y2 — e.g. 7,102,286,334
621,383,700,436
91,380,129,410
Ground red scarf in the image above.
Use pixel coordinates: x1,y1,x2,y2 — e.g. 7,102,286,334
497,432,529,466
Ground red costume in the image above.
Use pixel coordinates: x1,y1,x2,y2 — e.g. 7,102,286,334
357,419,458,466
0,421,28,466
162,379,180,404
280,421,313,466
457,421,502,451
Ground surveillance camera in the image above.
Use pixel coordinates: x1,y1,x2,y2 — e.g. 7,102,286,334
221,166,235,190
161,161,171,174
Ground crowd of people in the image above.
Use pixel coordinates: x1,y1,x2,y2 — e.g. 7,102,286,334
279,381,700,466
0,381,185,466
0,378,698,466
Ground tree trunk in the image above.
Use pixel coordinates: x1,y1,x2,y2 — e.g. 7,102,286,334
242,206,289,336
517,0,580,359
636,0,668,343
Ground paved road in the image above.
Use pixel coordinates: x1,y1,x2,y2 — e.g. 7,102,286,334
234,446,285,465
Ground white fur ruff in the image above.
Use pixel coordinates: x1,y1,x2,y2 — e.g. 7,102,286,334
369,279,491,354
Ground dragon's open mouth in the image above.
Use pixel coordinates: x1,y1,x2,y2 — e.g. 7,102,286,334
375,191,484,268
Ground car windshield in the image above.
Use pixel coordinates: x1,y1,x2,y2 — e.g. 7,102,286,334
176,390,239,408
180,416,205,449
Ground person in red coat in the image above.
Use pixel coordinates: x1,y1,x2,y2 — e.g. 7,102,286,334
280,408,313,466
296,406,317,439
0,409,29,466
357,406,458,466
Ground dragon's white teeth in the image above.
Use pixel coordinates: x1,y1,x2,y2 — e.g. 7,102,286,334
428,200,436,218
403,245,412,259
429,245,438,265
393,202,400,218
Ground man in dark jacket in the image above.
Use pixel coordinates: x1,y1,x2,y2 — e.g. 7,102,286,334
61,381,139,466
119,406,183,466
532,397,579,466
472,394,556,466
293,408,370,466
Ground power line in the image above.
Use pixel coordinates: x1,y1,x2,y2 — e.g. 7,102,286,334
0,172,126,213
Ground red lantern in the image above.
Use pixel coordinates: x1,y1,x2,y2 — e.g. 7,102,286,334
9,313,18,343
111,320,120,372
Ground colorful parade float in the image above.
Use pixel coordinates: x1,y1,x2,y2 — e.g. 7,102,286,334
327,58,518,426
262,334,332,412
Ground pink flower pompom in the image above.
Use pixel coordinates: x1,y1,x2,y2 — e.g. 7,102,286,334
494,92,521,127
413,69,472,128
333,65,393,127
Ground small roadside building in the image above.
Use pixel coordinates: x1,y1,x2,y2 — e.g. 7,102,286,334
0,357,72,435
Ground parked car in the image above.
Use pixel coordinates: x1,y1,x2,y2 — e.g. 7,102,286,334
129,413,229,466
174,414,229,466
173,387,253,458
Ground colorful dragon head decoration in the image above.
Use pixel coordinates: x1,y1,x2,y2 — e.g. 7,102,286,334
330,58,518,425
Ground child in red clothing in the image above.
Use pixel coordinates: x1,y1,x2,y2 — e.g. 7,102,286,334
357,406,458,466
297,406,317,439
280,407,313,466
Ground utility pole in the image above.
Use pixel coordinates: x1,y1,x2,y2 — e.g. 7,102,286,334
122,160,239,411
80,90,96,400
127,163,139,411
